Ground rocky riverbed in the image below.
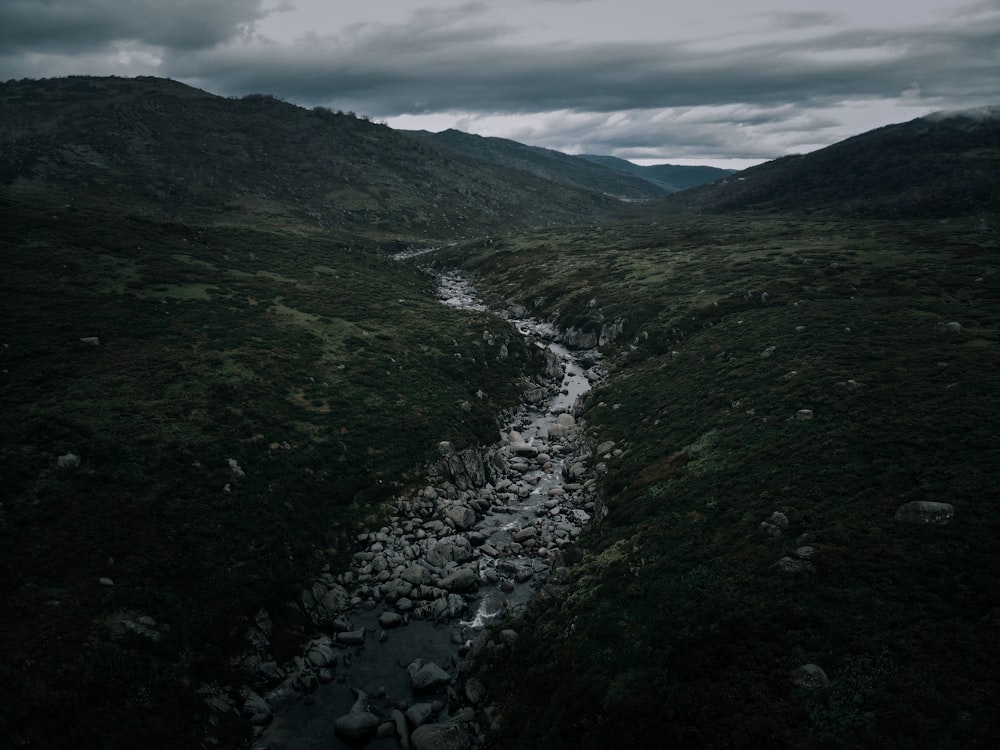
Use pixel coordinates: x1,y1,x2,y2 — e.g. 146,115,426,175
208,271,607,750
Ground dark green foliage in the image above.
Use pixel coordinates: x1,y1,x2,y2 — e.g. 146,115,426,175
407,129,673,199
660,109,1000,218
0,76,570,748
460,215,1000,749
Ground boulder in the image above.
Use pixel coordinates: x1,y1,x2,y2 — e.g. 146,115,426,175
337,628,366,646
791,663,830,690
408,660,452,691
335,689,380,741
405,701,436,727
444,505,476,531
56,452,81,470
379,611,404,629
240,689,272,726
894,501,954,525
438,566,478,593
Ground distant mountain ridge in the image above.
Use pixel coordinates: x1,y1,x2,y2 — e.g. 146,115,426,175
578,154,733,192
406,129,730,199
660,107,1000,218
405,129,670,199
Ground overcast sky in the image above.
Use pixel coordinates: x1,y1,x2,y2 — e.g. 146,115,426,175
1,0,998,168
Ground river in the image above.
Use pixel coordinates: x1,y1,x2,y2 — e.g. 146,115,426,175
253,270,601,749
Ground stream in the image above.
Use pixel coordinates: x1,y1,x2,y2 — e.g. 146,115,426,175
250,270,602,749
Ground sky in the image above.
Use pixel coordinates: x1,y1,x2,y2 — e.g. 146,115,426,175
1,0,998,169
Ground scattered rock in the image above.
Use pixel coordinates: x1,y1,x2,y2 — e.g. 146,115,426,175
334,688,381,741
438,566,478,593
56,452,81,470
408,660,452,691
938,321,963,333
894,501,955,525
791,663,830,690
378,611,404,629
405,702,435,727
241,689,272,726
795,409,813,420
771,556,814,574
336,628,366,646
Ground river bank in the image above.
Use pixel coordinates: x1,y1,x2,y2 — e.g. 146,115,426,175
214,270,607,749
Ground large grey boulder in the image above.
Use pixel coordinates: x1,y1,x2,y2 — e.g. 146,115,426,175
444,505,476,531
894,501,954,525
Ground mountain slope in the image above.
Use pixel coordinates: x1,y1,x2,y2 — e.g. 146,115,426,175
0,76,626,240
659,107,1000,217
578,153,733,191
406,129,671,199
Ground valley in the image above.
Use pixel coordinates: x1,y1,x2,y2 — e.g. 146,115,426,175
1,76,998,749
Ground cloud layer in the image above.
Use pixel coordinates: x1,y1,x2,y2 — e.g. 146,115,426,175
1,0,998,166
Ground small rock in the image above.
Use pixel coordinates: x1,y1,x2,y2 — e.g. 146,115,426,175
98,577,114,587
337,628,366,646
56,452,81,470
894,501,955,525
791,663,830,690
771,556,814,574
795,409,813,420
938,321,962,333
379,611,404,629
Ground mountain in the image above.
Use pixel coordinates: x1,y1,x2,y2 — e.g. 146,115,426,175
0,76,628,240
578,153,733,191
406,129,673,199
659,107,1000,217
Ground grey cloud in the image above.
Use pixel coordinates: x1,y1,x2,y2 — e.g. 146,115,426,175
165,11,999,119
0,0,266,54
764,12,843,29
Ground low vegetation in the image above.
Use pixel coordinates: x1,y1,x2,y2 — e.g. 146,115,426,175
439,215,1000,748
0,150,552,749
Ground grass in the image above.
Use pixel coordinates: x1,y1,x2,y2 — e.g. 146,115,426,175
0,184,552,748
448,214,1000,749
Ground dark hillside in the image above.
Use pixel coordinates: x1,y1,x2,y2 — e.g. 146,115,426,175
0,76,626,239
438,214,1000,749
579,153,733,191
407,128,670,200
660,107,1000,217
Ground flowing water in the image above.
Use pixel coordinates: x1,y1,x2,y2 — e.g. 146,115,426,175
255,270,599,749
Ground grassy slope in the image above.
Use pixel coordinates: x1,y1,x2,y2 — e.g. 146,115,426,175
0,179,551,747
438,215,1000,748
